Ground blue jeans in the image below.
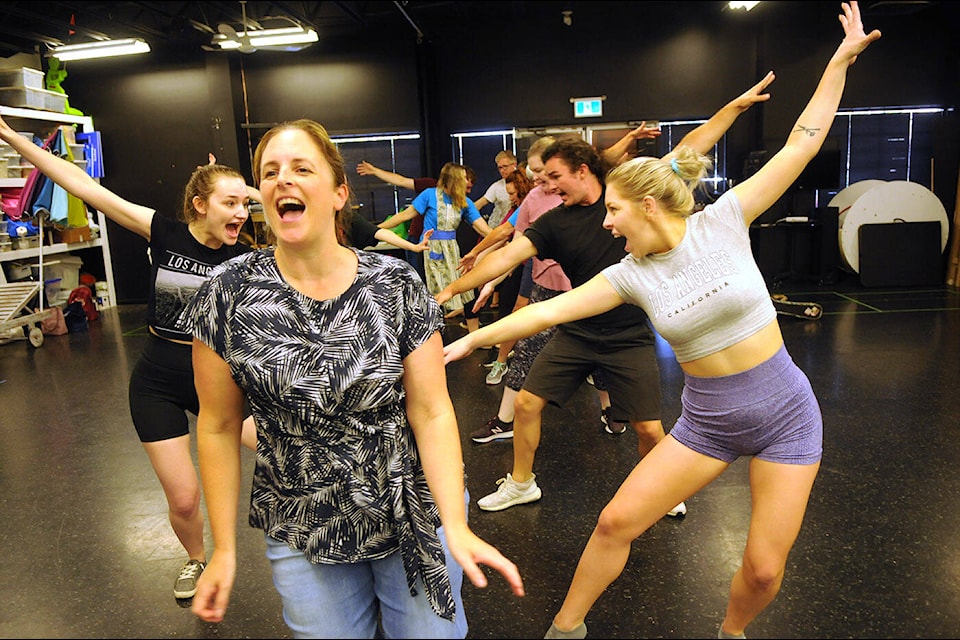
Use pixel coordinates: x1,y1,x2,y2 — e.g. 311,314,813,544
264,497,469,639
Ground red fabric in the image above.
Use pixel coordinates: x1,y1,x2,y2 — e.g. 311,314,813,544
67,286,99,322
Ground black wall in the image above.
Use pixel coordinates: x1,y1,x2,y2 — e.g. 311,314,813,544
58,1,960,303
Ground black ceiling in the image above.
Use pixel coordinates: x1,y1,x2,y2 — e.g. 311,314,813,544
0,1,945,61
0,1,493,59
0,1,645,60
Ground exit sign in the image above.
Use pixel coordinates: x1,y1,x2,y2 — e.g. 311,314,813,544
572,96,604,118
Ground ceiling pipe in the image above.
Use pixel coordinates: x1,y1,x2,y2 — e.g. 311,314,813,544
393,1,424,43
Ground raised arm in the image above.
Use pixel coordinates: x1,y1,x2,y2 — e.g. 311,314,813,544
0,114,156,239
733,1,880,224
600,122,662,167
664,70,777,159
356,161,416,191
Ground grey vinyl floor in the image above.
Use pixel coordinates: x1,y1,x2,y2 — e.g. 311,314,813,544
2,273,959,639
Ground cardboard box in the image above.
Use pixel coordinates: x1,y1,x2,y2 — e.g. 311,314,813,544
53,226,91,244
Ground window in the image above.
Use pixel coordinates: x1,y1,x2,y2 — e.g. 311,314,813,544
761,107,944,216
450,107,945,221
332,132,424,223
839,107,942,188
450,130,516,202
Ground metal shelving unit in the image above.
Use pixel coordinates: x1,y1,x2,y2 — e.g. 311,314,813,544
0,104,116,308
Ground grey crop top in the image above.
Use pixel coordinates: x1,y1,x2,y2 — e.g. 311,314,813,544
602,190,776,363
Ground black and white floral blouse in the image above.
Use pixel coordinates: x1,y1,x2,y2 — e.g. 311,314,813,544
186,247,456,620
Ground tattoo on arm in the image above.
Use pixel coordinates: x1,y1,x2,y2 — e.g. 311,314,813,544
795,125,820,137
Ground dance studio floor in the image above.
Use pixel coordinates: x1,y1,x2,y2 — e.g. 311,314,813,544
2,272,958,639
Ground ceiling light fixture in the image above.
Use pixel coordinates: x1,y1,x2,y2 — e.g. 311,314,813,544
728,1,761,10
48,38,151,61
213,26,318,51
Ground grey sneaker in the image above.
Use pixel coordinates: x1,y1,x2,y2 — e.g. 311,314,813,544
545,622,588,639
485,360,509,385
173,559,206,599
477,473,542,511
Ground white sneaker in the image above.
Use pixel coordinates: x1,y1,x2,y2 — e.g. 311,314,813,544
667,501,687,517
477,473,542,511
485,361,509,385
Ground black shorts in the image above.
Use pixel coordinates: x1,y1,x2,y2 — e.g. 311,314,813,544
522,327,662,422
128,334,197,443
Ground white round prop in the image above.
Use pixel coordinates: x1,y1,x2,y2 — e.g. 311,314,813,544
838,180,948,273
829,179,887,229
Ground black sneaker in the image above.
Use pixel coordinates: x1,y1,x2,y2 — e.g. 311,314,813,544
471,417,514,443
601,408,628,435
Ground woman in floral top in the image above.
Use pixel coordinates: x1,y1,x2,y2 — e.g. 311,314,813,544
185,119,524,638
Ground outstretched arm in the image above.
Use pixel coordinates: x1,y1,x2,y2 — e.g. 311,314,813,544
378,205,419,229
733,1,880,224
436,235,536,306
600,122,662,167
664,70,777,159
444,273,624,364
0,114,155,239
459,221,514,272
471,216,494,238
373,227,434,252
356,161,416,191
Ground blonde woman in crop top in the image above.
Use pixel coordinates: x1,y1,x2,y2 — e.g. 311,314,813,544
443,4,880,638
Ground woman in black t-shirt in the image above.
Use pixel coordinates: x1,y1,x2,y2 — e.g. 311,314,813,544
0,112,255,601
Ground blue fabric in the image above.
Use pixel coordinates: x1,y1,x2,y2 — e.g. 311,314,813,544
263,493,470,639
30,171,55,219
412,189,482,241
48,130,70,224
6,220,39,237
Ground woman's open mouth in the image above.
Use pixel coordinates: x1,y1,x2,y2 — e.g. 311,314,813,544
277,197,306,221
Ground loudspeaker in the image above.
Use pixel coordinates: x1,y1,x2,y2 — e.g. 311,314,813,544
858,221,942,287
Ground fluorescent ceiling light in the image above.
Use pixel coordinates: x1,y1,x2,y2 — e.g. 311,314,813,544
214,27,318,50
49,38,151,61
728,1,760,10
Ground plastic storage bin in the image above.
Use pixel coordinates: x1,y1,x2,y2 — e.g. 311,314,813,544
44,278,62,302
0,67,44,90
43,255,83,293
0,86,67,113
